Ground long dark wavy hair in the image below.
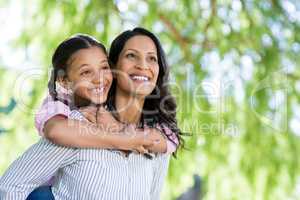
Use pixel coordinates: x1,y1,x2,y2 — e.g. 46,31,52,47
108,27,184,155
48,34,107,105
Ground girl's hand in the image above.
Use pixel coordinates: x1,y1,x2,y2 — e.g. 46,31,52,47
116,129,156,154
141,127,167,153
96,107,124,132
79,106,98,123
120,125,163,154
79,106,122,131
96,107,118,124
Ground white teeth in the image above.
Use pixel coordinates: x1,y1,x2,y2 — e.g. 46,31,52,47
92,87,104,95
131,75,149,81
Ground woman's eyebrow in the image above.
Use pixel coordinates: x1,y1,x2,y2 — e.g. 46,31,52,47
125,48,156,55
125,48,138,53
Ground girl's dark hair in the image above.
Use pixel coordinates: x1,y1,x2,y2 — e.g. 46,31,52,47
48,34,107,103
108,27,184,155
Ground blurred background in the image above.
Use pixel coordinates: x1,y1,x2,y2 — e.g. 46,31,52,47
0,0,300,199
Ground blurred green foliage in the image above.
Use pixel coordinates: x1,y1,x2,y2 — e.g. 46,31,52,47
1,0,300,199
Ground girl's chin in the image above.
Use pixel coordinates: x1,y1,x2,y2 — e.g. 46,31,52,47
89,96,107,105
73,94,107,107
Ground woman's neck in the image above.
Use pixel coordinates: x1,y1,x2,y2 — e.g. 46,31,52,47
115,88,145,124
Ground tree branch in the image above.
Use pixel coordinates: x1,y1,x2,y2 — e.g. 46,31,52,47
202,0,216,49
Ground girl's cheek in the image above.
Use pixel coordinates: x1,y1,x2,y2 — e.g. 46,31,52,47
105,70,112,79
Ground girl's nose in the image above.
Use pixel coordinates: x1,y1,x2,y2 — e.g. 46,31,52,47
92,70,103,84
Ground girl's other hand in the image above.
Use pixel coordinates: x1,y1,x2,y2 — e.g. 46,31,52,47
96,106,123,132
142,127,167,153
116,131,156,154
96,106,117,124
79,106,98,123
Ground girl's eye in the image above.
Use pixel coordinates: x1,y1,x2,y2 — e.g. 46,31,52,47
80,70,91,76
102,65,110,70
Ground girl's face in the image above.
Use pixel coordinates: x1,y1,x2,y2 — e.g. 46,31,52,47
115,35,159,97
63,46,112,105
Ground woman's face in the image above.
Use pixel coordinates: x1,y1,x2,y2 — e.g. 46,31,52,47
64,46,112,105
115,35,159,97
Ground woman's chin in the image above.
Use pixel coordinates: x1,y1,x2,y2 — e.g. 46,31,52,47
130,90,153,98
123,86,155,97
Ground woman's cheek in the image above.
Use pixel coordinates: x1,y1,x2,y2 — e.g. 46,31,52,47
116,75,131,92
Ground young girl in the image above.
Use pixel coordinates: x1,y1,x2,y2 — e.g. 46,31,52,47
2,29,183,199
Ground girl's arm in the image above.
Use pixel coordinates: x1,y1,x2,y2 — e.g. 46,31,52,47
44,113,177,154
94,107,170,154
44,115,155,152
0,139,77,199
35,96,177,154
35,96,155,153
94,107,179,154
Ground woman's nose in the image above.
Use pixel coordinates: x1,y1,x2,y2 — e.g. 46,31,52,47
136,57,149,70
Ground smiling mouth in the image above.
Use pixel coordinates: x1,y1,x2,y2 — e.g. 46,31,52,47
90,85,106,95
129,75,150,82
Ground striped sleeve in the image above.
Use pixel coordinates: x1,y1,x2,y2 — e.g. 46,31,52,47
68,110,88,121
0,138,77,200
150,154,170,200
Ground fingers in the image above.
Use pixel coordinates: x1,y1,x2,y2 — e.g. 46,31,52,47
144,139,160,148
143,128,151,136
141,137,154,146
79,106,97,123
97,106,108,115
134,146,149,154
96,106,119,126
79,106,98,113
80,111,97,123
124,124,137,136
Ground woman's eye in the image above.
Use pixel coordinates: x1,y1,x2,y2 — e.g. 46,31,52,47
126,53,136,59
149,56,157,62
